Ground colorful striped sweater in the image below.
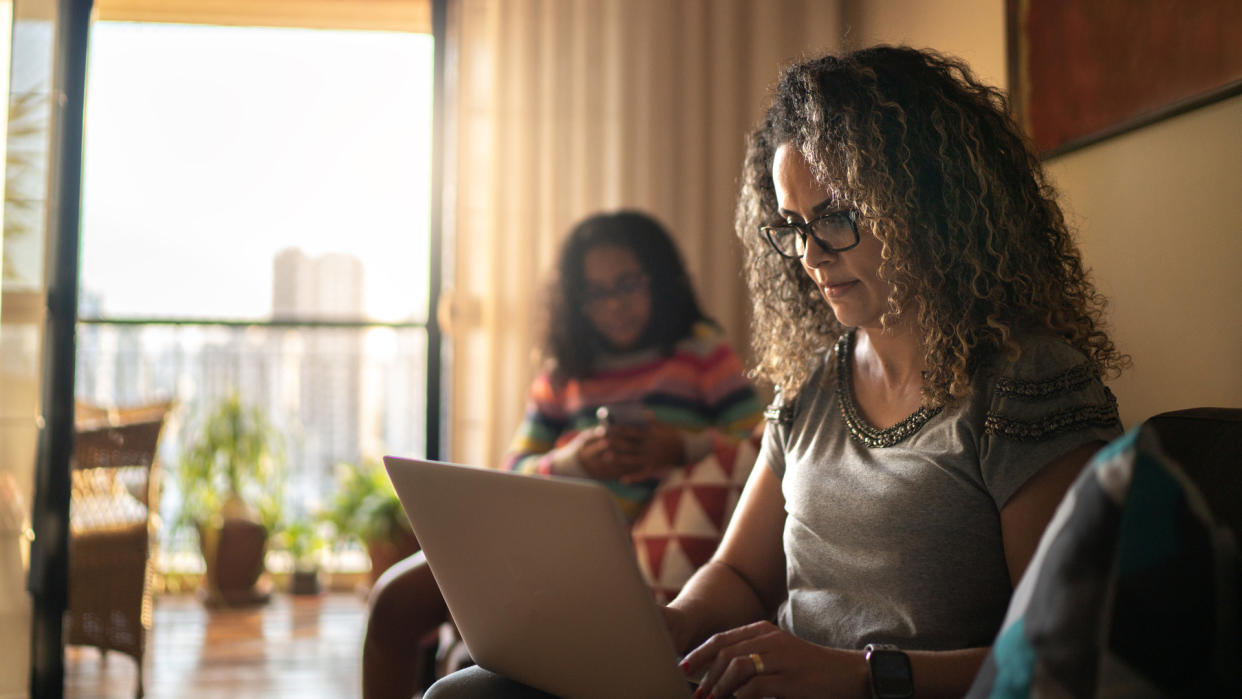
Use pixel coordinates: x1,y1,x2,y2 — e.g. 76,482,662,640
503,322,763,521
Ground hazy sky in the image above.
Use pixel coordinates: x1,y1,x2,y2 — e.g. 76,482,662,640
80,22,433,322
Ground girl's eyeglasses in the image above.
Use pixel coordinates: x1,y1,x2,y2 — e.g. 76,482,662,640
582,274,650,311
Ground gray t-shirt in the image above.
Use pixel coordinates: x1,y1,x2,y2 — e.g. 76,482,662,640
762,330,1122,651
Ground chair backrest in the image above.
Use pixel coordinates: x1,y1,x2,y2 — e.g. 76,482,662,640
72,413,170,530
1143,407,1242,539
74,418,165,471
75,399,173,432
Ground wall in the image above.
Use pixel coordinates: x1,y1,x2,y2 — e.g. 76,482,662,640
847,0,1242,427
1046,95,1242,425
843,0,1006,90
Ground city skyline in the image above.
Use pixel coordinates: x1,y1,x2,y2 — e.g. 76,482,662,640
77,248,429,559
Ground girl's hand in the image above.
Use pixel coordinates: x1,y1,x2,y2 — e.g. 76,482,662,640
570,425,644,480
680,620,867,699
613,421,685,483
570,419,688,483
642,421,687,467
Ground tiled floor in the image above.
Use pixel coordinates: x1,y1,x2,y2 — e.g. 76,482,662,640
65,591,368,698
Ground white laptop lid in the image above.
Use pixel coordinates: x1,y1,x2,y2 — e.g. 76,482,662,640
383,456,692,699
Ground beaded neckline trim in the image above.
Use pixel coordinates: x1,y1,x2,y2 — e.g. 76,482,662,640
836,331,942,448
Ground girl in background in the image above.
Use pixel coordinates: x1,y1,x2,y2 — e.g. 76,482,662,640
503,210,763,519
364,210,761,699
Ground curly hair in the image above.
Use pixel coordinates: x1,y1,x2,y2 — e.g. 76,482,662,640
737,45,1127,405
542,210,709,381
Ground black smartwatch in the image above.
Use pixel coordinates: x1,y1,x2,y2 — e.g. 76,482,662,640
864,643,914,699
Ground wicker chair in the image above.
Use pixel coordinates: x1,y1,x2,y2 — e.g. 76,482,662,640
66,402,170,699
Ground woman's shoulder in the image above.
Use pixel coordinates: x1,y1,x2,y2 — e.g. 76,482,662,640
767,337,838,417
977,331,1121,442
985,332,1099,394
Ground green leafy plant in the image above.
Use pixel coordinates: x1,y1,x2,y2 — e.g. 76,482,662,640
3,90,46,283
273,516,327,571
175,391,285,532
322,461,411,546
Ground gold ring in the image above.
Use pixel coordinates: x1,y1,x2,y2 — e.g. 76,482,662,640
749,652,766,674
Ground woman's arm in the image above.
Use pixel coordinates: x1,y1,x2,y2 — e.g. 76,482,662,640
999,441,1103,585
685,630,989,699
665,459,787,652
682,443,1102,699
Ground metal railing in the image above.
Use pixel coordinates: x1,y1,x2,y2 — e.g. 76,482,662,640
76,317,429,569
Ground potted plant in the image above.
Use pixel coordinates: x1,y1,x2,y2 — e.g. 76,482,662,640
323,461,419,585
176,391,285,607
274,516,327,595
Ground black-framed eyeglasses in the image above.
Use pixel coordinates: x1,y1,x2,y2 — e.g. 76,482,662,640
759,209,860,259
582,273,650,311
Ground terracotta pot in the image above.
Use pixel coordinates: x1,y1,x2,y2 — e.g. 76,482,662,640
197,518,272,607
365,528,420,585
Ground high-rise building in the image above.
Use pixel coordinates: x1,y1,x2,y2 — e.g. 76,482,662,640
271,249,366,510
273,249,365,320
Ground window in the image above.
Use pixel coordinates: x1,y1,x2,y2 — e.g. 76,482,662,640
78,20,434,569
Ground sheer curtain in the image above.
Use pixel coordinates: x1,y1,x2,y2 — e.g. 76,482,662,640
442,0,844,466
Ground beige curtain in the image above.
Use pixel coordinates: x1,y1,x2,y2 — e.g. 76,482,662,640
443,0,845,466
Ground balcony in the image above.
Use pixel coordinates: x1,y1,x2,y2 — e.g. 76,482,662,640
75,319,428,575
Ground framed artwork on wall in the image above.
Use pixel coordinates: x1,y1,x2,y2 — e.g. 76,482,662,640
1007,0,1242,158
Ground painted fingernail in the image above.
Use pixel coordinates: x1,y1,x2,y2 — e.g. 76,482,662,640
679,659,690,672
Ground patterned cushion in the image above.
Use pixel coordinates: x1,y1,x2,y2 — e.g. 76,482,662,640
631,433,761,603
966,424,1240,697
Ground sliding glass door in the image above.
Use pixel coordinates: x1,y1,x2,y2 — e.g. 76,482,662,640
0,0,445,695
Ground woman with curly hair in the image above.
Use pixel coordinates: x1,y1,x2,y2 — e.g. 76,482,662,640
666,45,1128,698
426,46,1126,699
367,210,762,699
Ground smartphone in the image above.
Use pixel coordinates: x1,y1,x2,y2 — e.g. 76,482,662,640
596,402,650,426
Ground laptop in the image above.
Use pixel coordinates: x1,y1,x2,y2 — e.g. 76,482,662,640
382,456,694,699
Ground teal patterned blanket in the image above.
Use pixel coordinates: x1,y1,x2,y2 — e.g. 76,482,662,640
967,424,1239,697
